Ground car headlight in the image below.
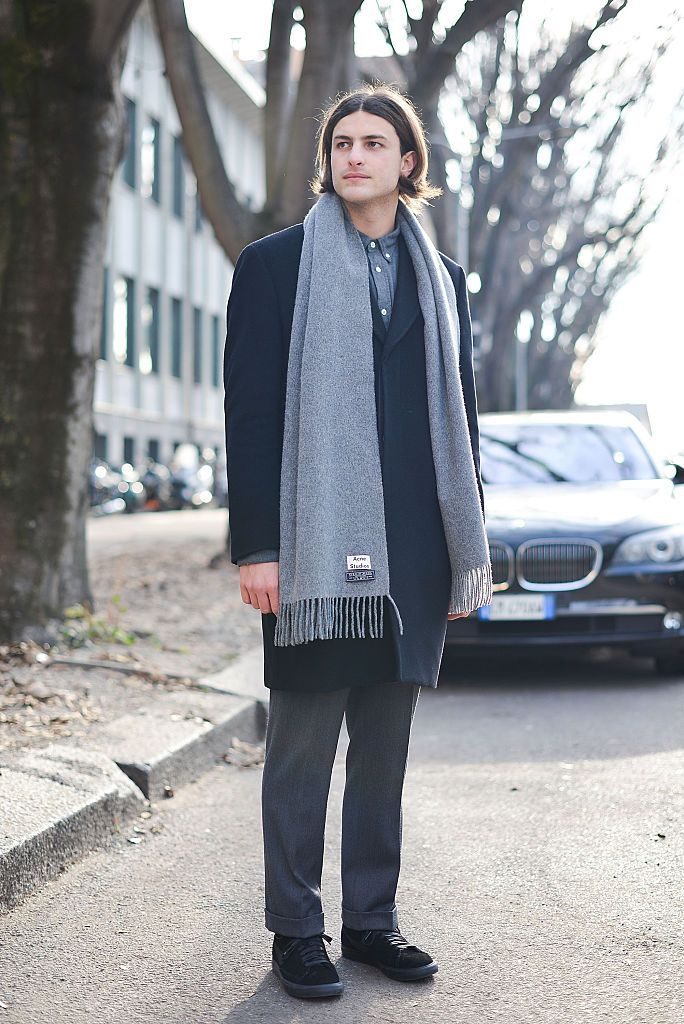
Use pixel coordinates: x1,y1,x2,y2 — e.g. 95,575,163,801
612,525,684,566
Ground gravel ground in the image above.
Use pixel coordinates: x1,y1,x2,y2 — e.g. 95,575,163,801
0,509,262,753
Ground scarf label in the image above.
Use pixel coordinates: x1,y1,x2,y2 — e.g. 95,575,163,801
346,570,376,582
346,554,375,583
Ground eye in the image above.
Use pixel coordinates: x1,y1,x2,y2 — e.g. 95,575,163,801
367,141,382,148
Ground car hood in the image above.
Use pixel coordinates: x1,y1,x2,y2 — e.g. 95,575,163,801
484,480,681,535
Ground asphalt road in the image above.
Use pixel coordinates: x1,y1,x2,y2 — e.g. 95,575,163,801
2,511,682,1023
1,645,682,1023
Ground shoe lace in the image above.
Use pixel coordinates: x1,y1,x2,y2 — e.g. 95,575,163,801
285,933,333,969
368,929,418,952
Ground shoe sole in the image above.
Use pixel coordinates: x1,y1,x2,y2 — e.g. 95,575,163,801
341,945,438,981
271,956,343,999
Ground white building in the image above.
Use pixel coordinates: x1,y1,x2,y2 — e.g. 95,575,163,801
94,5,264,467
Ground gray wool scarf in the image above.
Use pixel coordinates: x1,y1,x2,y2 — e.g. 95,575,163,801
273,191,492,647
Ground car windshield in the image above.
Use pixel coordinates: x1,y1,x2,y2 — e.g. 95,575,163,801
480,422,659,484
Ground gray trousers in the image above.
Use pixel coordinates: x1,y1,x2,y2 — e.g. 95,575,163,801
261,681,421,937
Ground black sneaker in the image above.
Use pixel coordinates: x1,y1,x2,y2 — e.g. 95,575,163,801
272,932,343,999
341,925,438,981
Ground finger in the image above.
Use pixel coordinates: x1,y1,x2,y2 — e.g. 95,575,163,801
240,582,251,605
267,587,279,615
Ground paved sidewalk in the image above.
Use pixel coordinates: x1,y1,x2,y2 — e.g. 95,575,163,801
0,648,266,911
0,510,267,912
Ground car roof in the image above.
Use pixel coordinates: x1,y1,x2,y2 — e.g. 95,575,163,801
479,410,645,429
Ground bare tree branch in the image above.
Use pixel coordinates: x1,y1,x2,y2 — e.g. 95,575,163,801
433,0,683,409
410,0,524,108
151,0,258,262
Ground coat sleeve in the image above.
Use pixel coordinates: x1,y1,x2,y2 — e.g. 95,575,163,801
454,265,485,516
223,243,284,565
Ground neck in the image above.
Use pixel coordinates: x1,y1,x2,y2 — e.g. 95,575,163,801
341,193,399,238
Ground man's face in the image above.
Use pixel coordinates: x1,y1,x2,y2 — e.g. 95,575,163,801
330,110,416,208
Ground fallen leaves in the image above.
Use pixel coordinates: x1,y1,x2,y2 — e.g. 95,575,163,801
223,737,265,768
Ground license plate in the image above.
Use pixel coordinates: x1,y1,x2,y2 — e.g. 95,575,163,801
478,594,556,621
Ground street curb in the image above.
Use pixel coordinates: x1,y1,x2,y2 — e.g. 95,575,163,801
0,646,266,913
0,745,146,912
85,690,265,801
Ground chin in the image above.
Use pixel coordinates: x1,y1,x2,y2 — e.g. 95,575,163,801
336,184,373,202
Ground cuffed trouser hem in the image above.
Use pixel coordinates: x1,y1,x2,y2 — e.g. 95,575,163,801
341,905,399,931
264,909,325,937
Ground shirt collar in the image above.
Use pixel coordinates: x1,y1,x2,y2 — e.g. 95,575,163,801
357,221,400,259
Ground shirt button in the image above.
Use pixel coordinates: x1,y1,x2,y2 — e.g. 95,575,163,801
369,241,376,248
381,308,387,316
375,266,382,272
384,253,391,260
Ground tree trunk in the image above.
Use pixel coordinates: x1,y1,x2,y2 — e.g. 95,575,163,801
0,1,138,641
278,0,358,226
265,0,297,210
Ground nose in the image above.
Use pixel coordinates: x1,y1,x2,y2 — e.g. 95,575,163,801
347,144,365,164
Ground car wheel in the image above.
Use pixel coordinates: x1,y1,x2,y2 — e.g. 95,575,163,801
654,655,684,678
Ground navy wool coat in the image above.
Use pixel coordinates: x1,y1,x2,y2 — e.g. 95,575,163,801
224,222,484,693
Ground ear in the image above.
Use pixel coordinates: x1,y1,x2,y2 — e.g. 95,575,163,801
401,150,417,177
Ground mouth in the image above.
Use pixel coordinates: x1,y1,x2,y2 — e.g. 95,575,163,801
343,174,370,180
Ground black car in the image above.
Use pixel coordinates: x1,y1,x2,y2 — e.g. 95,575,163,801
446,411,684,675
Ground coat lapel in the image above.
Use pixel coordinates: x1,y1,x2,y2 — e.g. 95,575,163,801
379,234,420,364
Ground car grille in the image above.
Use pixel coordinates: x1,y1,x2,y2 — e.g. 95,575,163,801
517,540,602,591
489,542,513,589
489,539,603,591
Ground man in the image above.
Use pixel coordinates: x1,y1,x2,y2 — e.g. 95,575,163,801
224,85,492,999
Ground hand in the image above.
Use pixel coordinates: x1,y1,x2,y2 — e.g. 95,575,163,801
447,611,470,620
239,561,279,615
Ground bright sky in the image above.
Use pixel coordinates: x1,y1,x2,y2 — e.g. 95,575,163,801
186,0,684,454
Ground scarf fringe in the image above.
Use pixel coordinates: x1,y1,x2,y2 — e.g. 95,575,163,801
273,593,404,647
449,563,494,616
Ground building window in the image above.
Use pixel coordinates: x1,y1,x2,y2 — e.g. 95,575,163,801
194,188,203,232
147,438,160,462
193,307,203,384
99,266,110,361
170,296,183,378
211,314,220,387
141,116,161,203
122,97,137,189
140,286,160,374
172,135,185,219
93,431,108,461
123,436,135,467
112,276,135,367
